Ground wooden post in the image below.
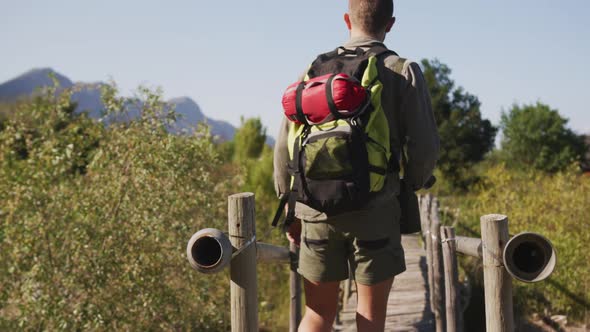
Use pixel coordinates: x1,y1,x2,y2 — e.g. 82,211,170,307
420,195,435,313
481,214,514,332
419,194,432,244
430,197,445,332
228,193,258,332
441,226,462,332
289,242,301,332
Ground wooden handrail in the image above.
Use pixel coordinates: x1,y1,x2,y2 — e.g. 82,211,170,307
188,193,554,331
419,195,516,332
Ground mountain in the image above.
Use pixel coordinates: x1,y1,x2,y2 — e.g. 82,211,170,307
0,68,248,142
168,97,206,124
166,97,240,140
71,82,106,119
0,68,73,100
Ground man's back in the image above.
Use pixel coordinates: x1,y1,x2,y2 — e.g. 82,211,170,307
273,1,439,331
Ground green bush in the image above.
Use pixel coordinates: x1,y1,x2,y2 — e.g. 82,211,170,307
0,84,238,330
440,164,590,323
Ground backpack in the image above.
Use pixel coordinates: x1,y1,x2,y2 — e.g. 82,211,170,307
272,44,402,228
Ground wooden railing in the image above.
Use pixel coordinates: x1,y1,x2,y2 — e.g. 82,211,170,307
186,193,301,332
418,194,556,332
187,192,555,332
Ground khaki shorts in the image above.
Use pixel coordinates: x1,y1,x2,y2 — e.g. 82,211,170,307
297,200,406,285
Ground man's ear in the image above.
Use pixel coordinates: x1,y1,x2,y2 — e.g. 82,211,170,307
344,13,352,30
385,17,396,32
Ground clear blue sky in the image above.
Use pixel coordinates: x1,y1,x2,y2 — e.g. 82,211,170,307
1,0,589,138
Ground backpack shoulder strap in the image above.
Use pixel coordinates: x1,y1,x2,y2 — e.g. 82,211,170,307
392,57,408,75
365,44,398,59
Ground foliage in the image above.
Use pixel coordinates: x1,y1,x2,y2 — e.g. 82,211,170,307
421,59,497,188
500,102,586,172
0,84,237,330
440,164,590,324
232,117,267,163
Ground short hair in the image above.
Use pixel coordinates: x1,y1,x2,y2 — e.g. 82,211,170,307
348,0,394,36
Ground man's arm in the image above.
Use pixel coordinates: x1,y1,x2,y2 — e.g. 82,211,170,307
273,118,291,197
400,62,440,190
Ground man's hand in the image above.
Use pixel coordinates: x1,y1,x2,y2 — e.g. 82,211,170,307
286,219,301,247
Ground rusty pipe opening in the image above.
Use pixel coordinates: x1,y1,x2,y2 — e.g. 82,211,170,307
512,241,546,274
191,236,223,268
187,228,232,274
504,232,556,283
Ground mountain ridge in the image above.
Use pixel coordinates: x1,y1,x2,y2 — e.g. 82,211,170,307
0,68,267,143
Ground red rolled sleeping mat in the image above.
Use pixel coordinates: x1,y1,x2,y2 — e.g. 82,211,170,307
282,73,368,125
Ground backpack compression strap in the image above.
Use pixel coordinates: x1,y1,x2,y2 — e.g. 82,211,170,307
271,129,306,228
293,75,346,125
294,81,309,125
325,74,346,120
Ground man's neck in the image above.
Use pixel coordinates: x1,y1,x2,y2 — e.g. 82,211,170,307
349,29,385,42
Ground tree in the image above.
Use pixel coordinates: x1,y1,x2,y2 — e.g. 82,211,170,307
232,117,267,163
421,59,497,187
500,102,585,172
230,117,274,209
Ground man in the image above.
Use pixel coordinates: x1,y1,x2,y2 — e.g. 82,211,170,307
273,1,439,331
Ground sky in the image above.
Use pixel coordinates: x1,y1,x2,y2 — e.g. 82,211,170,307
1,0,589,139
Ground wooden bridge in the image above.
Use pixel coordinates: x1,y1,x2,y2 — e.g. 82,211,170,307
186,193,556,332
